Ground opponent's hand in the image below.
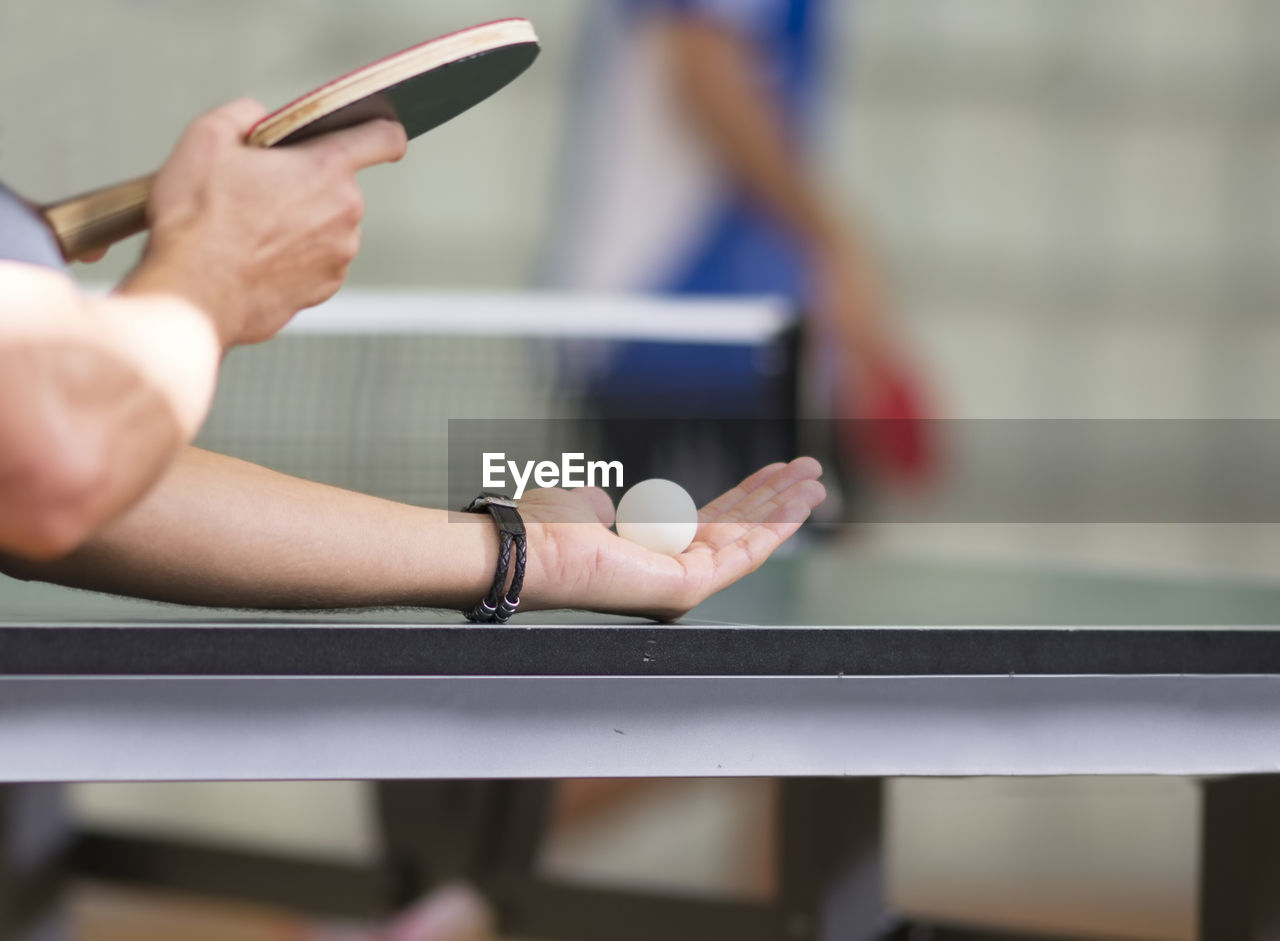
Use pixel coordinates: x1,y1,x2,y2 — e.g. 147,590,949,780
811,238,940,484
517,458,825,620
123,99,407,349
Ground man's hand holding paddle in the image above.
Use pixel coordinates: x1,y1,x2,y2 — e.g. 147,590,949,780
123,99,407,350
2,17,537,561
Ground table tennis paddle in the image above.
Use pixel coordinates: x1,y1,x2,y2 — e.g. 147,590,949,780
37,18,540,262
842,356,940,486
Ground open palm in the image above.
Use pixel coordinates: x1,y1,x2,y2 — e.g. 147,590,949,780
517,458,825,620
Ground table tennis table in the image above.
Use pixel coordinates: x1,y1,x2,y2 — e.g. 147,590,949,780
3,550,1280,939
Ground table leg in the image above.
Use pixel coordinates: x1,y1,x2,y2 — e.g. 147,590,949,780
1198,774,1280,940
0,784,73,940
778,778,899,941
375,779,554,909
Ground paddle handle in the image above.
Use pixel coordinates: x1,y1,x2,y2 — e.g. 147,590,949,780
40,174,155,262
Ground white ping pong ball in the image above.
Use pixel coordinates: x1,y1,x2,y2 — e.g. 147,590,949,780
615,478,699,556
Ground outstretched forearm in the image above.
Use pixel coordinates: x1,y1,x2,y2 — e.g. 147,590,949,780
0,447,826,620
0,446,498,611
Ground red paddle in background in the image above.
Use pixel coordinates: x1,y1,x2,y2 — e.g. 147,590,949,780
841,353,941,487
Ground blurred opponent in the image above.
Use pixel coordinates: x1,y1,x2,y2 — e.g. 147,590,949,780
544,0,935,892
546,0,935,493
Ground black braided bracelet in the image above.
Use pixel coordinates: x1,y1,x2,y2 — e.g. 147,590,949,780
461,493,527,623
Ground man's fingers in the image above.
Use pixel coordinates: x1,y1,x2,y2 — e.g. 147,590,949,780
695,457,823,549
698,496,819,597
731,497,816,569
700,458,823,525
696,475,824,552
302,119,410,170
728,458,822,523
697,462,787,522
786,455,823,481
212,97,271,137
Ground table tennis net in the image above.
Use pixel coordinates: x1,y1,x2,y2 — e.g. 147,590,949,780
194,291,801,510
